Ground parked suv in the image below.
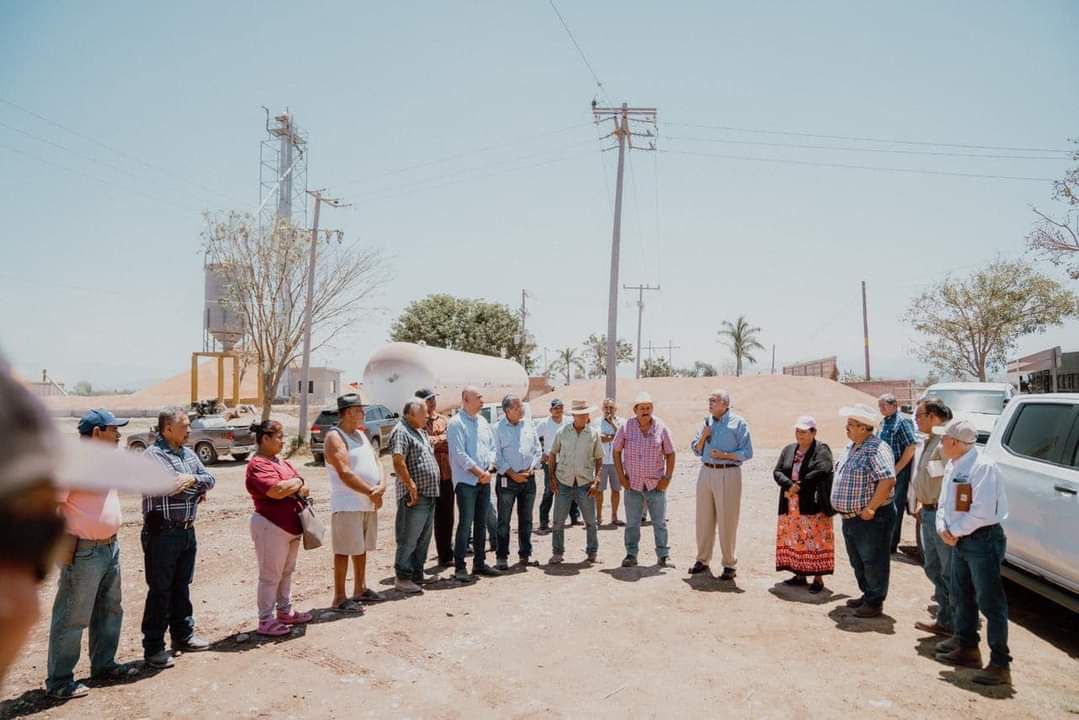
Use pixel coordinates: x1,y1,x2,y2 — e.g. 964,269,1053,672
924,381,1016,445
984,393,1079,607
310,403,399,464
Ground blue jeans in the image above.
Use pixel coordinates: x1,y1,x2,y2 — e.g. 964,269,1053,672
394,496,436,581
497,476,536,560
454,482,492,571
841,503,895,607
623,489,669,559
46,539,124,691
952,524,1011,668
890,465,912,551
920,508,954,629
140,525,197,655
539,463,578,527
552,483,598,555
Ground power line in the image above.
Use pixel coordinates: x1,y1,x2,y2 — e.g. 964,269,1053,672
659,147,1056,183
547,0,611,105
664,120,1073,155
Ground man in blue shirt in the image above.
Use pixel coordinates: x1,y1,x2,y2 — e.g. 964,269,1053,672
877,393,916,554
689,390,753,581
493,395,542,570
447,386,502,582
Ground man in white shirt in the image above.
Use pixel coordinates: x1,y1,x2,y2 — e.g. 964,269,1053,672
933,419,1011,686
536,399,578,531
592,398,625,526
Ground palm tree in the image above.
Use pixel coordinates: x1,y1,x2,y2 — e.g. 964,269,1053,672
547,347,586,385
717,316,765,377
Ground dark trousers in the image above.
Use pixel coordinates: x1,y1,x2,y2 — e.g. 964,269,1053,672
890,465,912,552
497,476,537,560
538,463,578,527
841,503,895,608
454,482,491,571
952,524,1011,668
140,525,197,655
434,477,455,565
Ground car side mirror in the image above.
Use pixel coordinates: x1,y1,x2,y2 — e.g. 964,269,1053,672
391,412,400,419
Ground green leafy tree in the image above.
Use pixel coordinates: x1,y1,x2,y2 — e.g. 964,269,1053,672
641,357,673,378
547,347,586,384
717,315,765,377
582,333,634,377
905,259,1078,380
1027,139,1079,279
390,294,537,371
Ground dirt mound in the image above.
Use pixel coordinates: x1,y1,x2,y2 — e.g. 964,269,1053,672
528,375,878,449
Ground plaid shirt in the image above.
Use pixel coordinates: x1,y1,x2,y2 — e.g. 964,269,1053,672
878,413,915,467
612,417,674,492
143,436,216,522
389,421,441,501
830,435,895,514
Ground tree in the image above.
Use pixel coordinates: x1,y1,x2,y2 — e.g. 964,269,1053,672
905,259,1078,381
390,294,537,372
675,360,717,377
641,357,673,377
1027,139,1079,279
203,211,388,421
581,333,634,377
547,347,586,385
717,315,765,377
72,380,92,396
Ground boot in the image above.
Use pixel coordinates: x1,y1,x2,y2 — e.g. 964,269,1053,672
935,645,983,668
972,664,1012,686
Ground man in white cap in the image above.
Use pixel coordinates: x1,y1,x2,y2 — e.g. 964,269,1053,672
689,389,753,581
547,400,603,564
613,391,676,568
831,404,897,618
932,419,1012,686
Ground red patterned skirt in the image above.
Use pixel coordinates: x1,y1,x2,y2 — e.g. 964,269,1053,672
775,495,835,576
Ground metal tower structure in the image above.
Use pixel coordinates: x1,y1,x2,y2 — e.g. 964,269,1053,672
258,108,308,236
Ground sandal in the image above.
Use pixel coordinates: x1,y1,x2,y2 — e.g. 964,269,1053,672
333,599,365,614
257,619,291,637
92,662,140,681
355,589,384,603
277,609,314,625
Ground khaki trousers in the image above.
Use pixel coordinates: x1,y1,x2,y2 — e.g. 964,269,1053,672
695,465,742,568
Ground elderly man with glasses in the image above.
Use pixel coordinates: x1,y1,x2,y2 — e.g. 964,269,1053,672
831,404,897,619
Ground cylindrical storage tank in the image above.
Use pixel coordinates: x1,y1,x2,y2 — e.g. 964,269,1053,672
362,342,529,414
204,263,244,349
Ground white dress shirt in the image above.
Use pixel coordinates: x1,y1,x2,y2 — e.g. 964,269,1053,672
935,446,1009,537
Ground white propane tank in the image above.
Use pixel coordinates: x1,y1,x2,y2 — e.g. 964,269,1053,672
362,342,529,414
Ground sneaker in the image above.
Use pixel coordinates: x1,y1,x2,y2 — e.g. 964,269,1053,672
172,635,210,652
845,596,865,609
144,650,175,669
621,555,637,567
549,553,564,565
474,565,503,577
972,664,1012,686
46,681,89,700
277,609,314,625
454,568,474,583
496,558,510,571
394,578,423,594
257,619,291,637
688,561,710,575
935,646,983,668
91,662,140,682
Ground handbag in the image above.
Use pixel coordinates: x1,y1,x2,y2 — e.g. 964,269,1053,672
297,496,326,550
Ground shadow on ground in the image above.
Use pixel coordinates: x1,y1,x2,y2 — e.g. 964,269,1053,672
827,606,896,635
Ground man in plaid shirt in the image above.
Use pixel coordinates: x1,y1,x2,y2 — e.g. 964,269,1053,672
389,399,442,594
877,393,916,554
141,407,216,668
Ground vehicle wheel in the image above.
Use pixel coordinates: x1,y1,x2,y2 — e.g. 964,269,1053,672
195,442,218,465
313,452,324,465
128,441,146,452
232,452,250,463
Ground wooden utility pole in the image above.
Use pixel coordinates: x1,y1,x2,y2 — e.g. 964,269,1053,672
593,102,656,400
518,289,529,368
861,280,871,381
623,282,660,378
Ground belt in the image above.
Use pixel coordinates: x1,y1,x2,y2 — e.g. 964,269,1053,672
703,462,740,469
76,535,117,548
921,503,938,511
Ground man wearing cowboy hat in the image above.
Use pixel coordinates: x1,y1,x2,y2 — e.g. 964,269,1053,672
546,400,603,564
613,391,676,568
831,404,897,618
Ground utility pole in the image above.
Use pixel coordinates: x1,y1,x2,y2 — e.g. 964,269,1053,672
623,282,660,378
643,340,680,374
861,280,871,381
593,102,657,400
297,189,350,445
771,344,776,374
518,289,529,369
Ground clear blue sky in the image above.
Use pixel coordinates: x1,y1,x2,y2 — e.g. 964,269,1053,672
2,1,1077,389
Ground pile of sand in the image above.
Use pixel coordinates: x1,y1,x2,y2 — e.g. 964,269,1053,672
528,375,878,449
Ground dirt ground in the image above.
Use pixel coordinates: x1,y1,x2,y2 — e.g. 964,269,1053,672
2,447,1077,719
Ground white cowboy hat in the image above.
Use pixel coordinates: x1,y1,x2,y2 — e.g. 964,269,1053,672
839,403,881,428
632,391,654,408
568,399,597,415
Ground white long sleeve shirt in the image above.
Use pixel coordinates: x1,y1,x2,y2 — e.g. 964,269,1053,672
935,447,1009,537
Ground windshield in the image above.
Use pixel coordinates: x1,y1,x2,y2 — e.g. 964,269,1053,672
929,390,1007,415
194,416,227,428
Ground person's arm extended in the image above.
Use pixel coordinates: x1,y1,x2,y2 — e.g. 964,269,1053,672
325,431,376,495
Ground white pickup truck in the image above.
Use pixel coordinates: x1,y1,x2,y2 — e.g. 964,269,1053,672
924,381,1015,445
983,393,1079,610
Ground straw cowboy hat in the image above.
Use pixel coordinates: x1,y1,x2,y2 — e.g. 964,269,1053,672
839,403,882,428
632,391,654,408
568,399,597,415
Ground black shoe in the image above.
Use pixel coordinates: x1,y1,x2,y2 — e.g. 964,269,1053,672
854,604,883,618
688,561,710,575
474,565,503,577
808,580,825,594
621,555,638,567
719,567,737,581
782,575,808,586
658,556,674,568
846,596,865,608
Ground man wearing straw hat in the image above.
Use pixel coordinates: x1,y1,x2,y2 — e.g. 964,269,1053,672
831,403,897,618
613,391,676,568
546,400,603,564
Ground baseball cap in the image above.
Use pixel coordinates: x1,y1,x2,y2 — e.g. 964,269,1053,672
415,388,437,401
794,415,817,431
932,418,978,444
77,409,130,436
337,392,367,411
549,398,564,409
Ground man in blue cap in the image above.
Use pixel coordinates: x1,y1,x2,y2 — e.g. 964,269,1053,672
45,409,140,700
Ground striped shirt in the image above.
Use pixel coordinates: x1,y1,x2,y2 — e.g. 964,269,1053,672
143,436,216,522
830,435,895,514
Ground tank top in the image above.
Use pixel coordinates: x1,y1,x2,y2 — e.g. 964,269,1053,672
326,427,381,512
